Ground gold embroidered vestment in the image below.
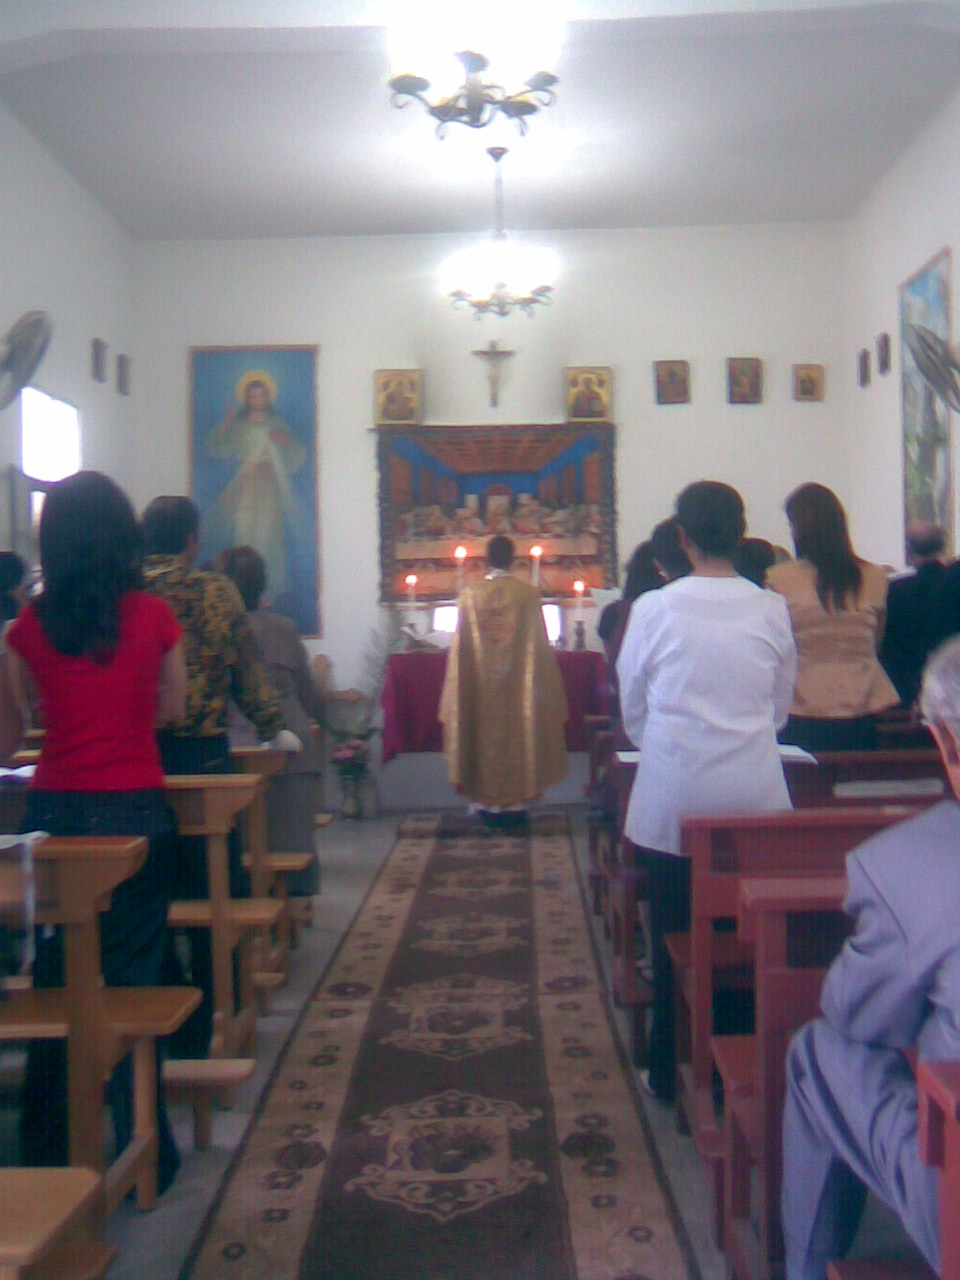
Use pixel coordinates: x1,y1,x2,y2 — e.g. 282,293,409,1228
440,574,568,807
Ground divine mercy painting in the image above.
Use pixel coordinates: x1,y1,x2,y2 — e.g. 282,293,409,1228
900,249,953,550
377,423,617,602
190,345,320,634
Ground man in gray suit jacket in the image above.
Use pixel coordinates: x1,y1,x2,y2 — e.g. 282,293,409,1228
782,635,960,1279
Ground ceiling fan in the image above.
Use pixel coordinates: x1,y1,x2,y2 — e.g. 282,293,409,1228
0,311,53,411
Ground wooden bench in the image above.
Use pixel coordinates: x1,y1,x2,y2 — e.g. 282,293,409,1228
717,874,848,1280
583,714,614,914
0,837,200,1213
784,749,947,808
669,807,917,1243
0,1167,116,1280
162,1055,256,1149
601,753,653,1064
164,774,281,1061
826,1060,960,1280
231,746,311,986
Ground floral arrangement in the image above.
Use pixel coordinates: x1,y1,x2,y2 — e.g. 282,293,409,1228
331,738,370,779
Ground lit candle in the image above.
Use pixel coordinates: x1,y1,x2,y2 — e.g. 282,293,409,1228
455,544,468,594
573,578,585,625
530,544,543,587
404,573,418,606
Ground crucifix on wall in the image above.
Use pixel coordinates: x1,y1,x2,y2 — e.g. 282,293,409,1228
472,339,515,408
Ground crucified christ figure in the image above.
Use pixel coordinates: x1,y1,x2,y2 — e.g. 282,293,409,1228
472,340,515,408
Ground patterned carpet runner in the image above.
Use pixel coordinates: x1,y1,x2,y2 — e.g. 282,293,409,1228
183,813,696,1280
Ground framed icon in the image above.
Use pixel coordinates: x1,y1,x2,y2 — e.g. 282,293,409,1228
727,357,763,405
375,369,422,426
654,360,690,405
792,363,824,402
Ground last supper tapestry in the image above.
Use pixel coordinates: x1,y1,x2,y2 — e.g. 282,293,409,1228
377,423,617,602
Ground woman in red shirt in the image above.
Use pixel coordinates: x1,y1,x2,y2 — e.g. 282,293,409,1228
0,471,186,1189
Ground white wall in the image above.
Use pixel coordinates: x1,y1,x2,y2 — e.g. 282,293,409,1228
842,82,960,568
132,221,845,685
0,103,135,492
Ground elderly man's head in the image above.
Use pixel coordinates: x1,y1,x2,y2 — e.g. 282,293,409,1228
920,636,960,794
906,522,946,565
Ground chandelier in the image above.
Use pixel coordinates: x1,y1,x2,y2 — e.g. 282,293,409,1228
386,4,563,138
389,51,557,137
440,147,557,319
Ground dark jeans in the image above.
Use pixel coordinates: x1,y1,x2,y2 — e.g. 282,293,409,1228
640,846,692,1100
157,733,246,1057
779,714,878,753
20,789,179,1186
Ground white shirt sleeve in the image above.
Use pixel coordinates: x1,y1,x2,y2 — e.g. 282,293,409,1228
769,593,798,729
616,595,657,748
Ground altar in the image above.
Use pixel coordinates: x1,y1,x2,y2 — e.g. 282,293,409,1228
380,648,608,764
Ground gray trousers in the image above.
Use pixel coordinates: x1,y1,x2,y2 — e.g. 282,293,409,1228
781,1018,939,1280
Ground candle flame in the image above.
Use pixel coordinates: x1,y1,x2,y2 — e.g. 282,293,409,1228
454,545,468,561
405,574,418,587
573,579,585,594
530,544,543,558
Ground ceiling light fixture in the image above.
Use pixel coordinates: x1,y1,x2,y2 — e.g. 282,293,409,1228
389,51,557,137
439,147,557,319
386,3,563,138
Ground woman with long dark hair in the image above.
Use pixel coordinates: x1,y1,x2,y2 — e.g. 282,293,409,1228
0,471,186,1186
766,482,897,750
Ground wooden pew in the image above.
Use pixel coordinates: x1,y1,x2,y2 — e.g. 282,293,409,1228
0,837,200,1213
164,774,281,1060
917,1061,960,1279
232,746,312,987
583,715,614,915
603,752,652,1064
669,807,918,1243
826,1060,960,1280
784,750,946,808
602,747,942,1075
716,874,848,1280
0,1167,116,1280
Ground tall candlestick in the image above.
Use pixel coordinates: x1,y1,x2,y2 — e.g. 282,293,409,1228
455,544,467,595
530,544,543,587
404,573,418,607
573,578,585,626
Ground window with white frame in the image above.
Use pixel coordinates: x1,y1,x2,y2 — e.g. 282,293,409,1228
20,387,81,482
20,386,81,526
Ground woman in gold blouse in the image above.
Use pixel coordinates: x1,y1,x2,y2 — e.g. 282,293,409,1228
766,482,898,751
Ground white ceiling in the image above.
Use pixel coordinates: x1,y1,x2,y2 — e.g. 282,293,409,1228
2,1,960,240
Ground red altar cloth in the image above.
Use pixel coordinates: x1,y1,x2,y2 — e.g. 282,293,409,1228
380,648,609,764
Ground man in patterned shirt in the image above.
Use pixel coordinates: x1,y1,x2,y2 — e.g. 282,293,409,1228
142,494,282,1054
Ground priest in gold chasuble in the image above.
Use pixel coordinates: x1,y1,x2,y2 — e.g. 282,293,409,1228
440,536,568,811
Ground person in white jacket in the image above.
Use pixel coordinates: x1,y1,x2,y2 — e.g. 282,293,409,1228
617,480,796,1098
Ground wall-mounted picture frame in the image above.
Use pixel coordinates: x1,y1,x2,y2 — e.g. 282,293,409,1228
375,369,422,426
190,344,321,635
901,246,953,550
857,348,871,388
876,332,891,375
727,357,763,405
792,363,824,402
566,366,613,422
91,338,107,383
116,354,131,397
654,360,690,405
